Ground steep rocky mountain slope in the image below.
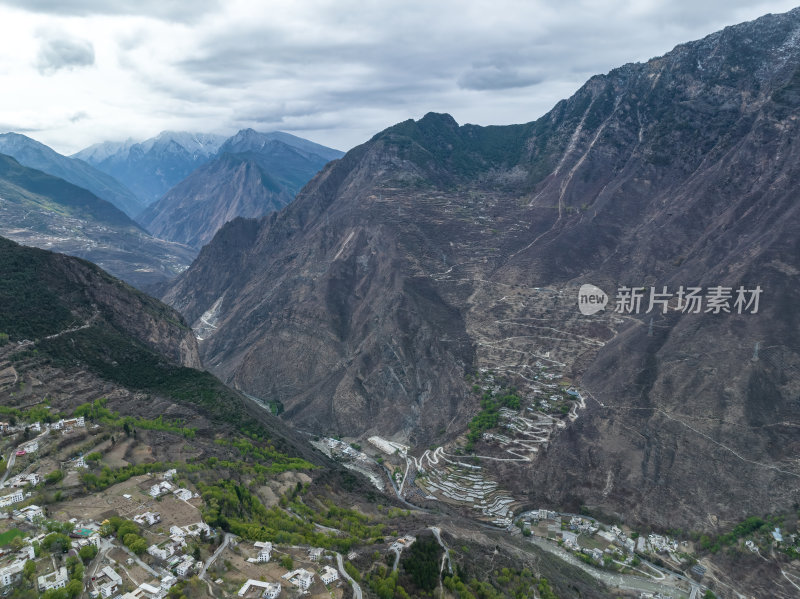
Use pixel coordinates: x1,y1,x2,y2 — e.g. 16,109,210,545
138,131,343,248
0,235,619,599
0,132,144,217
0,154,196,288
162,7,800,536
73,131,227,206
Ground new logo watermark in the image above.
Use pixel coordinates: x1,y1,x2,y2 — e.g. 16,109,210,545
578,284,608,315
578,284,762,315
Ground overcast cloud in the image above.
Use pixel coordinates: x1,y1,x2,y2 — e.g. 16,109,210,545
2,0,221,22
35,33,95,75
0,0,797,154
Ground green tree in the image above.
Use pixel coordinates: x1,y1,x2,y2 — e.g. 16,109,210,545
66,556,84,582
45,469,64,485
79,544,98,563
128,538,148,555
9,535,25,552
23,559,36,582
344,561,361,582
400,536,440,592
116,521,139,540
42,532,71,554
537,578,558,599
280,555,293,570
65,579,82,598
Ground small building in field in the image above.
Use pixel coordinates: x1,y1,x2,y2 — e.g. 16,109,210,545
321,565,339,585
308,547,323,561
283,569,314,591
237,579,281,598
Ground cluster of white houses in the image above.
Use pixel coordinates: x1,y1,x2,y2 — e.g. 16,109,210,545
0,432,211,599
148,480,195,501
51,416,86,431
0,527,94,595
0,508,346,599
0,488,24,508
237,543,340,598
0,437,351,599
133,511,161,526
96,565,124,598
146,520,211,580
37,566,68,592
0,416,86,436
0,501,45,522
0,416,85,437
4,472,40,488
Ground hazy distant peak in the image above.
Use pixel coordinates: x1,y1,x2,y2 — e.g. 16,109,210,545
72,131,230,205
0,131,53,152
219,129,344,162
142,131,227,156
71,138,137,162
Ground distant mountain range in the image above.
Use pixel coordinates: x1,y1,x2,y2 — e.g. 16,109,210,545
138,130,343,248
0,128,341,285
0,132,144,217
73,131,227,206
0,153,195,288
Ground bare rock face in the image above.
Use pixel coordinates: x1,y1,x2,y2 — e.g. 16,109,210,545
163,9,800,529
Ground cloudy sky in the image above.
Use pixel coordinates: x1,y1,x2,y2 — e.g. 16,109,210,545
0,0,797,155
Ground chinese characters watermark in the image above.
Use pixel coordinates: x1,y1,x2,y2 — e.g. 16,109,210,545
578,284,762,315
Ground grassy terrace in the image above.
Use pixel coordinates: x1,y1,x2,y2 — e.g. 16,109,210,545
200,481,385,552
464,376,522,452
74,398,196,438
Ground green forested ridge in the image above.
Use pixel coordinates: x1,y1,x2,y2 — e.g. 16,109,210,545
375,113,532,183
0,237,83,339
0,236,181,341
0,153,139,230
0,235,312,468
